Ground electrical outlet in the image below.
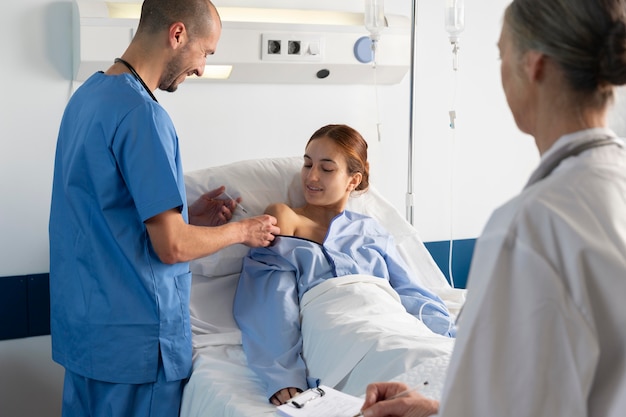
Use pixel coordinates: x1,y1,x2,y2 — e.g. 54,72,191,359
287,40,301,55
261,33,323,61
267,39,282,55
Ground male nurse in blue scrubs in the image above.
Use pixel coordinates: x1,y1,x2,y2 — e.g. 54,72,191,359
48,1,279,416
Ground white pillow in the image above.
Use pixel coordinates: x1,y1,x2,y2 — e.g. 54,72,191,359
185,156,305,277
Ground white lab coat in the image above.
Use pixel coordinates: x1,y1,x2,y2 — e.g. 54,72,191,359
439,128,626,417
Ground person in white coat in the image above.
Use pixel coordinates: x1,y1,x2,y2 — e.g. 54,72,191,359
357,0,626,416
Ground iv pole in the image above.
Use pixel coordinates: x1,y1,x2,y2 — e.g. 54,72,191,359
406,0,417,225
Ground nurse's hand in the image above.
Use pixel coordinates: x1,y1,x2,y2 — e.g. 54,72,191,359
239,214,280,247
189,186,239,226
358,382,439,417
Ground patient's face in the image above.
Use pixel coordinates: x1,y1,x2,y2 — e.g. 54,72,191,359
301,137,360,209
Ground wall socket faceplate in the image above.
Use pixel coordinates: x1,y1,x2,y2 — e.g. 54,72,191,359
261,33,324,61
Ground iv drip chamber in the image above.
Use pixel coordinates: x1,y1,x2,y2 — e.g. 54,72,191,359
445,0,465,42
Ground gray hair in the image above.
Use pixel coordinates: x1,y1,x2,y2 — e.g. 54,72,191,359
505,0,626,105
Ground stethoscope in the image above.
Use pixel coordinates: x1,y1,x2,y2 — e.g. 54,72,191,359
524,136,624,189
114,58,158,103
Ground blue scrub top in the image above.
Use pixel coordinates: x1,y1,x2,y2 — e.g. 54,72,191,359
49,72,192,383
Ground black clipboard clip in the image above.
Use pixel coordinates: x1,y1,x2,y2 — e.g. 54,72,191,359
287,387,326,409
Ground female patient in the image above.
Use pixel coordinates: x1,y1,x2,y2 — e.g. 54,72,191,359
233,124,456,406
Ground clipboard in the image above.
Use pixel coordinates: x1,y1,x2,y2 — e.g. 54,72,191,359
276,385,363,417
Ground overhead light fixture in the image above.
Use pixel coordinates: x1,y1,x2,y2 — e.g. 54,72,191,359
198,65,233,80
104,2,361,26
105,2,140,19
217,7,362,26
85,2,361,82
73,0,410,84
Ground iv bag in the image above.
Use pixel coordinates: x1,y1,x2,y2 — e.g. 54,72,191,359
445,0,465,42
364,0,385,41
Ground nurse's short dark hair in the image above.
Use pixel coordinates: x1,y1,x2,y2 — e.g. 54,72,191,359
137,0,220,39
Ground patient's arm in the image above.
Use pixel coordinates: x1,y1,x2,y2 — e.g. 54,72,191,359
265,203,298,235
382,238,456,337
233,253,309,401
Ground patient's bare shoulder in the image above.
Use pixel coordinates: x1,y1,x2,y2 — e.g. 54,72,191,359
265,202,294,217
265,203,299,236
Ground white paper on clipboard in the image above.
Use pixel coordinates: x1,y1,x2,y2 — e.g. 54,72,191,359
276,385,363,417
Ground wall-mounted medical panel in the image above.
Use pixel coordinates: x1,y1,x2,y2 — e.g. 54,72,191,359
73,1,411,84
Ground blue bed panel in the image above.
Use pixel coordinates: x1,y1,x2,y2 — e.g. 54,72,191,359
27,273,52,337
423,238,476,289
0,275,29,340
0,273,50,341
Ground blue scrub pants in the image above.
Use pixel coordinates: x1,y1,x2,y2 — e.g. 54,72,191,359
61,356,186,417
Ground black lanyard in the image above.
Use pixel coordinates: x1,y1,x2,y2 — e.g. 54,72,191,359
114,58,158,103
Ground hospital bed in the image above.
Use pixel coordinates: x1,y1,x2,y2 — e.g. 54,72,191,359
181,156,466,417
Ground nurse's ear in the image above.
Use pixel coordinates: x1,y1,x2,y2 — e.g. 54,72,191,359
523,49,546,83
168,22,188,50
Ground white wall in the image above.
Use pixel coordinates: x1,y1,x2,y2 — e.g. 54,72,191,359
4,0,624,416
0,0,538,280
1,0,72,412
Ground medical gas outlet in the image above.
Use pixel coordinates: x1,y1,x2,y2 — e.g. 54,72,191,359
261,33,323,62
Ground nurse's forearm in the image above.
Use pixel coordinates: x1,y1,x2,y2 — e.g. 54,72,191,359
145,209,278,264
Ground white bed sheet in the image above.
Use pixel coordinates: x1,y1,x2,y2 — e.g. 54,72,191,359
180,156,465,417
180,345,451,417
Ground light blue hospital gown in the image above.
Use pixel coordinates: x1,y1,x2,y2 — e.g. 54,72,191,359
233,210,455,399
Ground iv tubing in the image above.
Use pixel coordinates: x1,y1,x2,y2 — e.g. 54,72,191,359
447,56,459,289
373,44,382,141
